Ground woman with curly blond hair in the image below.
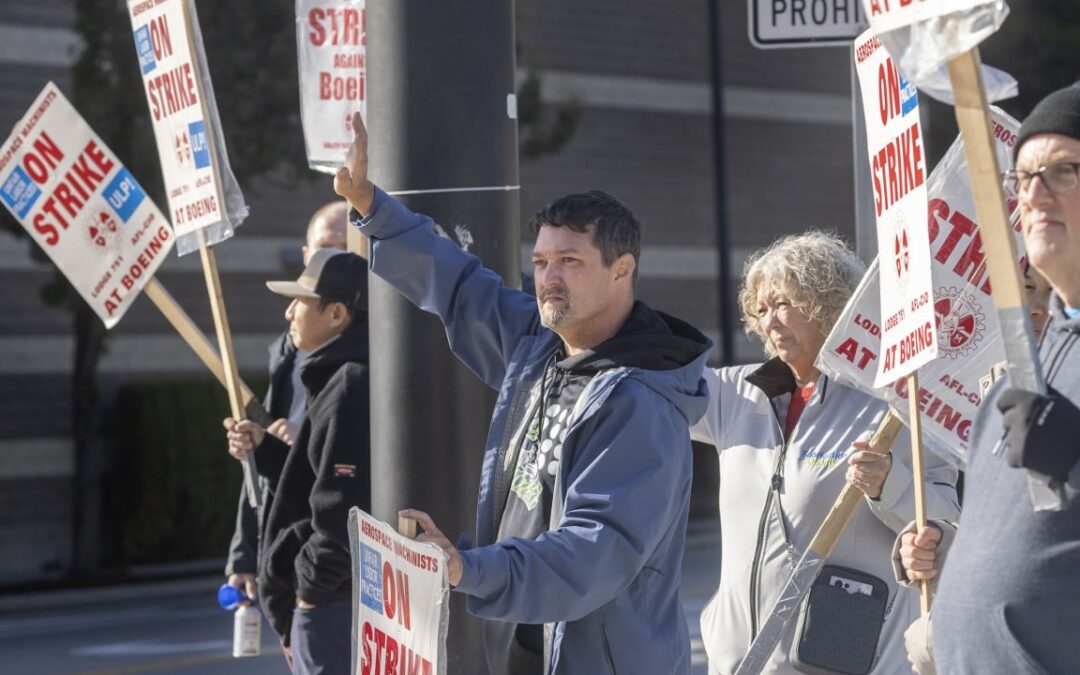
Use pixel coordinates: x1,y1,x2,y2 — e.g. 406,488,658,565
693,231,959,675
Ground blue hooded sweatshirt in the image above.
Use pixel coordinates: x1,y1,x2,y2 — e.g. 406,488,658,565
354,188,711,675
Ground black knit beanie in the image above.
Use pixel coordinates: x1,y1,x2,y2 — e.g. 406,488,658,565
1014,82,1080,160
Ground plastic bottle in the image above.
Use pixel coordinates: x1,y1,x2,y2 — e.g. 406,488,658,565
218,584,261,657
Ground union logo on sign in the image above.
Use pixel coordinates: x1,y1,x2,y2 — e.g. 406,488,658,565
86,211,120,253
934,287,986,359
894,228,910,279
173,129,192,168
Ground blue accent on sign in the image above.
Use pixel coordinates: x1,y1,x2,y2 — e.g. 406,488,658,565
103,168,146,223
899,74,918,116
134,25,156,74
189,120,210,169
359,543,384,614
1,166,41,219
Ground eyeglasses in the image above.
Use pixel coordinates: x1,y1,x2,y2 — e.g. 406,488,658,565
1003,162,1080,196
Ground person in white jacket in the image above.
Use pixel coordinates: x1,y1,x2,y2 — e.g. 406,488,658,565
694,231,960,675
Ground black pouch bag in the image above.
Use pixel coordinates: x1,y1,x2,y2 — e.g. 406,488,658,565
789,564,889,675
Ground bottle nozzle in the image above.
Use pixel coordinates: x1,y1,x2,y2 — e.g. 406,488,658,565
218,583,254,610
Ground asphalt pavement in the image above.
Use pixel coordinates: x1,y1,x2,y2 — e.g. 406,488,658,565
0,522,721,675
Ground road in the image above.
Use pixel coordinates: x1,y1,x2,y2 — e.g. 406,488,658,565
0,524,720,674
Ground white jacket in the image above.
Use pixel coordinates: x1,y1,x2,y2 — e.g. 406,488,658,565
695,360,960,675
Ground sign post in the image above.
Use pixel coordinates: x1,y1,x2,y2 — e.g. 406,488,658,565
748,0,867,49
746,4,877,266
126,0,260,507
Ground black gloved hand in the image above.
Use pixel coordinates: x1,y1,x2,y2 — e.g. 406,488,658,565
997,387,1080,484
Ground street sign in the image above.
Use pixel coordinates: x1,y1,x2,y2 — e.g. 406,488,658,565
749,0,867,49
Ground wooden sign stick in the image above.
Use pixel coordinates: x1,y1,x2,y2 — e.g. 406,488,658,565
175,0,261,509
142,278,270,425
946,48,1059,510
197,230,260,508
398,515,419,540
906,372,931,614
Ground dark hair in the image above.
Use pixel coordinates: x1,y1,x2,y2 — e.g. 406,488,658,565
317,297,358,323
528,190,643,283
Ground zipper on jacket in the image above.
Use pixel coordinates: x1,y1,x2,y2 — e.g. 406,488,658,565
749,403,794,641
492,378,536,543
599,621,619,675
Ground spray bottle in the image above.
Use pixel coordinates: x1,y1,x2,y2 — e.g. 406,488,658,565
218,584,261,657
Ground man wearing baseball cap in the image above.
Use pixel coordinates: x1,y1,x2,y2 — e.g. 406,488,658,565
225,248,370,674
898,82,1080,674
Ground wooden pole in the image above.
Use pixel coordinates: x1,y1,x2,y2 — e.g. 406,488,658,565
177,0,260,509
947,47,1059,510
946,50,1025,309
906,371,931,614
142,278,269,424
398,515,418,540
807,411,905,558
197,230,260,508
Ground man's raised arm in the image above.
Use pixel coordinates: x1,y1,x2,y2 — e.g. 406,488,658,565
332,113,539,388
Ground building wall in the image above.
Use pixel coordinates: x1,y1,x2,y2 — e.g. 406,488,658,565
0,0,861,582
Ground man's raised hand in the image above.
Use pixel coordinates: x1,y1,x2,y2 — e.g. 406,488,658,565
333,111,375,216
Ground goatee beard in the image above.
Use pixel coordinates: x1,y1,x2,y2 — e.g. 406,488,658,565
540,299,569,328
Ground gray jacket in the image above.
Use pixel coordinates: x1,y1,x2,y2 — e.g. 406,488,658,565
692,360,960,674
934,297,1080,674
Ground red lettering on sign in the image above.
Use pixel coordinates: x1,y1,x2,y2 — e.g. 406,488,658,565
381,561,411,630
308,7,364,46
22,131,65,184
149,15,173,61
877,59,901,126
320,71,365,101
360,622,433,675
30,139,114,247
871,122,924,216
146,62,199,121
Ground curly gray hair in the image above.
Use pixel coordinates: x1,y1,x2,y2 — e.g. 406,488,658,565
739,231,865,356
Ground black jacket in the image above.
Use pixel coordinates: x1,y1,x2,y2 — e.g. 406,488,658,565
225,331,297,577
254,317,370,643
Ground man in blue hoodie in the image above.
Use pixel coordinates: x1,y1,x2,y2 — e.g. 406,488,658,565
334,113,710,675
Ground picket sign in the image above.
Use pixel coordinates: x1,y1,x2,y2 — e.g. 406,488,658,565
0,83,269,426
350,508,449,675
945,49,1061,512
0,83,170,328
297,0,366,173
818,106,1022,472
853,27,938,613
127,0,258,507
733,411,905,675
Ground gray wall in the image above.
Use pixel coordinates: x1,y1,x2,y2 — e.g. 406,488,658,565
0,0,861,583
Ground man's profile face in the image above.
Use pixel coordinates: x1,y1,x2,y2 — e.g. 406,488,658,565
1023,264,1053,340
531,225,621,335
286,297,341,352
1017,133,1080,290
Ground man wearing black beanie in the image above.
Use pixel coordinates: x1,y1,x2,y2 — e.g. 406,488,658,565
898,82,1080,674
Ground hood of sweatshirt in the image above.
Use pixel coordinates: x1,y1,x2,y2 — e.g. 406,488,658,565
298,314,369,398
